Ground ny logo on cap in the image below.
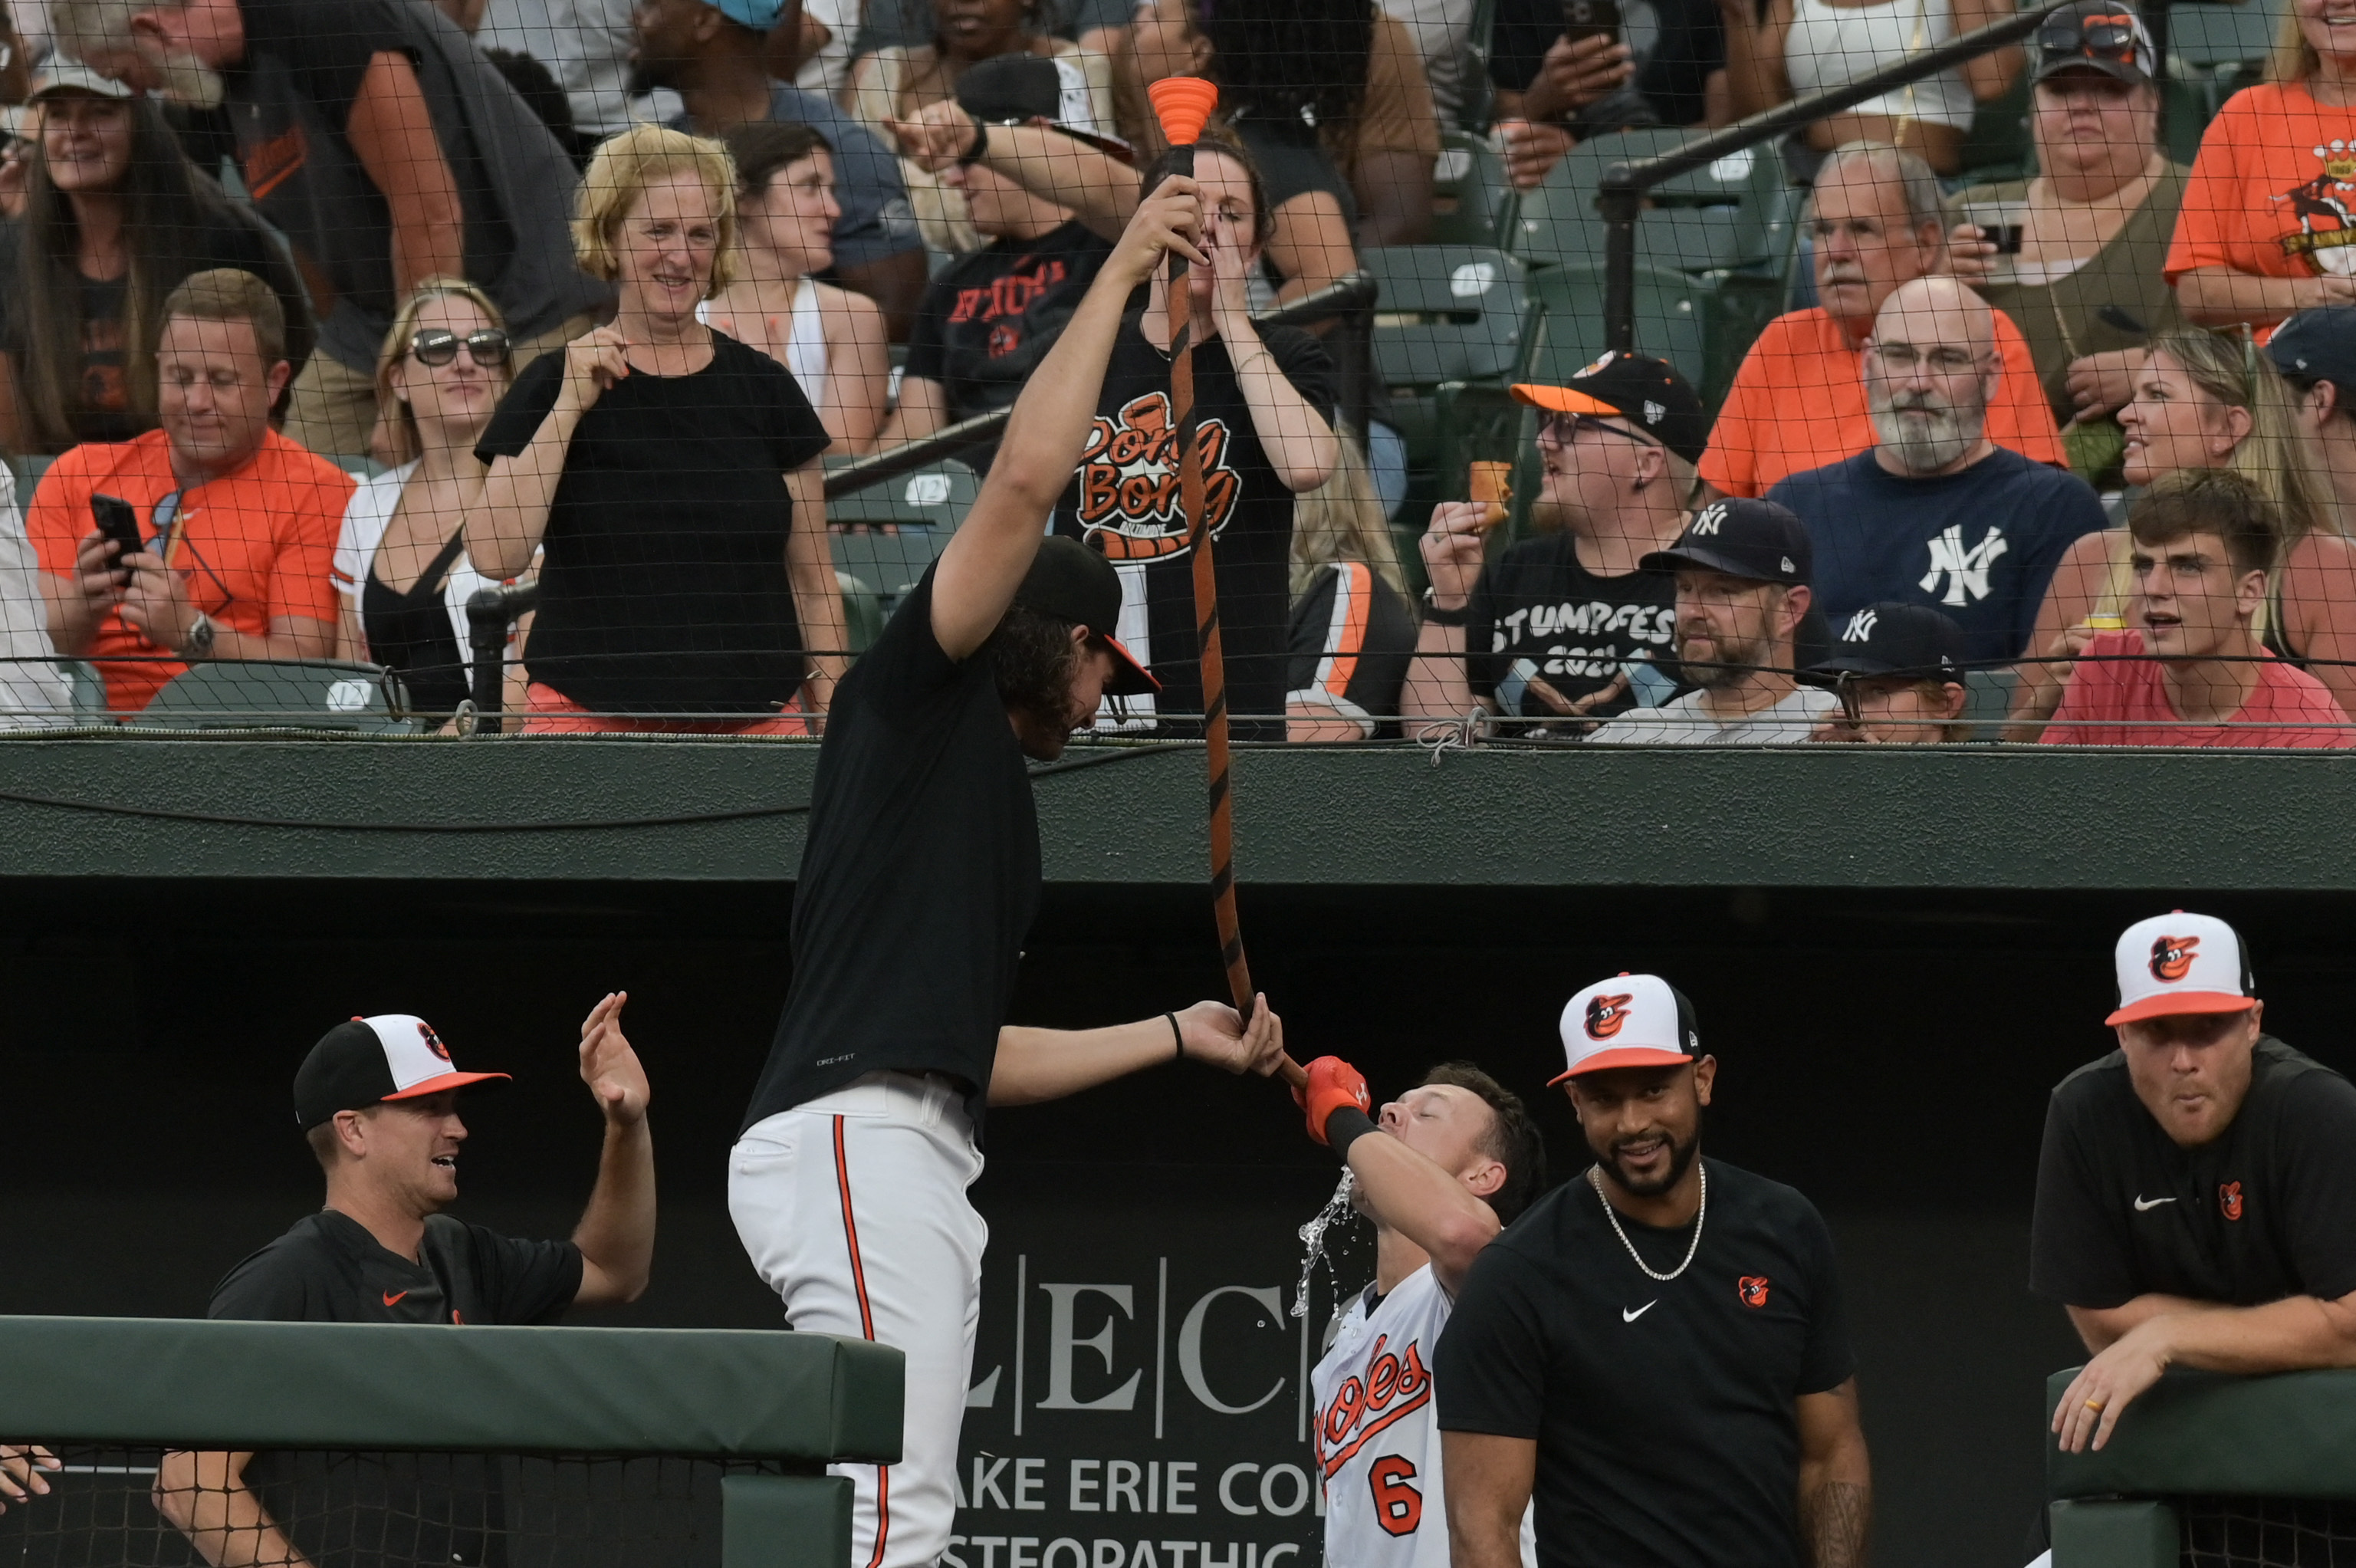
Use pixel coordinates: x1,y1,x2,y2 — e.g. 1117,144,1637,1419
1842,608,1878,642
1691,502,1727,537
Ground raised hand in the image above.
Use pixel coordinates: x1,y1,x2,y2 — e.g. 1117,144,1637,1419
1175,994,1286,1077
557,327,632,414
1421,501,1491,609
0,1445,58,1513
1290,1055,1372,1146
578,991,651,1127
886,100,976,173
1109,174,1207,291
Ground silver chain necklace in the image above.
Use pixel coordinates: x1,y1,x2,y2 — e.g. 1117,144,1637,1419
1589,1159,1707,1283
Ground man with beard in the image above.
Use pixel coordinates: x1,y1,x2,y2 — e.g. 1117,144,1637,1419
1438,973,1871,1568
1767,278,2106,669
1405,356,1705,734
1697,143,2063,500
1583,496,1838,745
632,0,927,336
56,0,605,458
732,185,1289,1568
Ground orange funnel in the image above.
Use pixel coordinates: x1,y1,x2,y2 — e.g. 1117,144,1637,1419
1148,77,1219,145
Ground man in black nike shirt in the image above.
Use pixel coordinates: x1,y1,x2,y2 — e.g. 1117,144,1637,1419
1438,974,1871,1568
1406,354,1704,735
2037,912,2356,1455
156,1000,656,1568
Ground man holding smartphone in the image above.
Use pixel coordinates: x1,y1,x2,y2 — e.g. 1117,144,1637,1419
1405,353,1705,734
29,269,347,712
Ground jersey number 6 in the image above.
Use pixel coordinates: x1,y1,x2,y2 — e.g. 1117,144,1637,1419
1370,1455,1423,1537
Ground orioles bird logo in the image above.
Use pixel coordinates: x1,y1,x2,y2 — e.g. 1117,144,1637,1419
2220,1181,2245,1221
2150,935,2200,982
1739,1276,1770,1308
1585,993,1635,1040
418,1021,452,1063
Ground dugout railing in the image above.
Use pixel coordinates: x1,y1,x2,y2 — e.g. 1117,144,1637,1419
2047,1366,2356,1568
0,1314,901,1567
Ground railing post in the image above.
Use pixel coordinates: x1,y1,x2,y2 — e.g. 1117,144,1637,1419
1599,166,1639,355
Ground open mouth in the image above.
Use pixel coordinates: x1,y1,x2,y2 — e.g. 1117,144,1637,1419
431,1155,457,1171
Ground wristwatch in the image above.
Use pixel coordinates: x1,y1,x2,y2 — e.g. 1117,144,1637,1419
1421,587,1472,627
178,611,216,662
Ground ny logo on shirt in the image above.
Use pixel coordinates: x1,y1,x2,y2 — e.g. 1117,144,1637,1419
1919,525,2009,606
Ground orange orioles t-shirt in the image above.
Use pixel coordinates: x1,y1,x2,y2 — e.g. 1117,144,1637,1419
26,428,351,711
2167,82,2356,289
1697,305,2067,498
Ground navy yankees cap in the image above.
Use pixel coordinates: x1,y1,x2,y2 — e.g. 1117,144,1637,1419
294,1015,510,1130
1641,497,1812,587
2269,307,2356,396
1807,601,1966,682
1012,537,1158,696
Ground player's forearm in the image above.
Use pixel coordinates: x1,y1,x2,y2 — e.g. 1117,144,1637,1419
988,1017,1173,1105
987,260,1137,516
1441,1431,1536,1568
2143,1291,2356,1375
1343,1129,1497,1290
2068,1294,2223,1352
157,1453,314,1568
572,1117,656,1305
1798,1470,1870,1568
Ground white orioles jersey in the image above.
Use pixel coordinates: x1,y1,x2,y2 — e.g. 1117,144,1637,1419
1310,1264,1533,1568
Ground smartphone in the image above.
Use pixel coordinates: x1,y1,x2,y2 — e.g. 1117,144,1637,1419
1978,224,2026,255
90,493,143,573
1560,0,1621,46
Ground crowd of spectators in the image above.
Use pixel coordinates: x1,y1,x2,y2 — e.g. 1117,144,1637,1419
0,0,2348,748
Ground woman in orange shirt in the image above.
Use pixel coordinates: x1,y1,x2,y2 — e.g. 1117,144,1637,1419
2168,0,2356,330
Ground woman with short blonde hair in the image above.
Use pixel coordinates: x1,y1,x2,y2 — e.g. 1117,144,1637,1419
471,123,847,734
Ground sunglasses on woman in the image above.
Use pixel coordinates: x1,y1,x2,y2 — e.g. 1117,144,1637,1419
408,327,511,367
2038,15,2139,65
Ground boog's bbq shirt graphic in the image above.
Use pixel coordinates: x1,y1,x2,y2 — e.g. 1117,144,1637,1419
2167,83,2356,286
1052,316,1336,735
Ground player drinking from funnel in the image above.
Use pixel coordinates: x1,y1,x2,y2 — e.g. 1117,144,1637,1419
1439,974,1872,1568
732,175,1288,1568
1296,1057,1546,1568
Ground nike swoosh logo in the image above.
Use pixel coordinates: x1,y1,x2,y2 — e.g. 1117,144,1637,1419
383,1290,409,1306
1622,1301,1657,1322
2133,1196,2177,1211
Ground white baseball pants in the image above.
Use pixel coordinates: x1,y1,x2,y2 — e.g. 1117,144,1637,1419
731,1073,987,1568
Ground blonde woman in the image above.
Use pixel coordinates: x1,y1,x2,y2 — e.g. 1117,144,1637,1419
705,121,892,454
1286,436,1416,741
472,125,846,733
334,279,521,719
2013,328,2356,732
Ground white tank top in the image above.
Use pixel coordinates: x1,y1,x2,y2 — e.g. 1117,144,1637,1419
1311,1265,1535,1568
697,281,829,411
1783,0,1977,131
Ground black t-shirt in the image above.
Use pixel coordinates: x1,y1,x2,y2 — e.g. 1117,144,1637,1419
1489,0,1727,129
1050,313,1335,737
1229,116,1360,232
1468,531,1680,728
2029,1037,2356,1310
905,219,1112,430
208,1210,582,1568
1286,561,1418,738
744,567,1039,1139
475,331,833,714
1438,1160,1854,1568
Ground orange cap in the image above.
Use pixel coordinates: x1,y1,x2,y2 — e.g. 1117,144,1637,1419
1148,77,1219,145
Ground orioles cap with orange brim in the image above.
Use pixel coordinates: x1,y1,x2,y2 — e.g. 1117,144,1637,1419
1552,972,1702,1084
2107,912,2259,1027
294,1014,511,1129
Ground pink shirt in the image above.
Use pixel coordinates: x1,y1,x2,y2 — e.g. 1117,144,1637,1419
2042,631,2354,748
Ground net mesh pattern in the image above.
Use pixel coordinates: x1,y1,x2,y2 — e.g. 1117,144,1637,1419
2180,1497,2356,1568
0,1445,770,1568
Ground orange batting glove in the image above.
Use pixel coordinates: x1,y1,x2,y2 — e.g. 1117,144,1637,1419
1292,1056,1372,1146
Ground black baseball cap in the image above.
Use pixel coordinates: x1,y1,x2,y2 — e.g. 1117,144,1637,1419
1806,601,1967,682
1641,497,1812,587
1012,537,1159,696
294,1014,511,1130
956,53,1133,161
2032,2,2155,87
1511,352,1708,465
2268,306,2356,392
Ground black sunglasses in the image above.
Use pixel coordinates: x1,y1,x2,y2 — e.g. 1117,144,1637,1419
2039,15,2139,63
408,327,511,367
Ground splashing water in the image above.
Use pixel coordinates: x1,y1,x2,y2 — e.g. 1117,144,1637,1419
1291,1168,1357,1318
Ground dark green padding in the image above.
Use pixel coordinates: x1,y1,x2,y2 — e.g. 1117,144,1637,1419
724,1474,853,1568
2047,1367,2356,1501
0,1317,902,1461
2050,1499,2177,1568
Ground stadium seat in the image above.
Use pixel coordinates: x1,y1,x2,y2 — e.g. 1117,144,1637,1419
1362,245,1536,511
1430,130,1515,248
1957,74,2033,182
836,570,888,656
1520,261,1779,413
138,659,423,732
826,458,977,611
11,453,54,511
54,659,110,723
1505,129,1798,278
1963,667,2017,742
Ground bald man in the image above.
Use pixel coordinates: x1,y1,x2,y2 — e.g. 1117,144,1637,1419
1766,277,2107,666
1697,143,2067,499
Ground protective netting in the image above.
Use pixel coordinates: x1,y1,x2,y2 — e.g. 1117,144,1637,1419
0,0,2344,742
2180,1497,2356,1568
0,1445,756,1567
